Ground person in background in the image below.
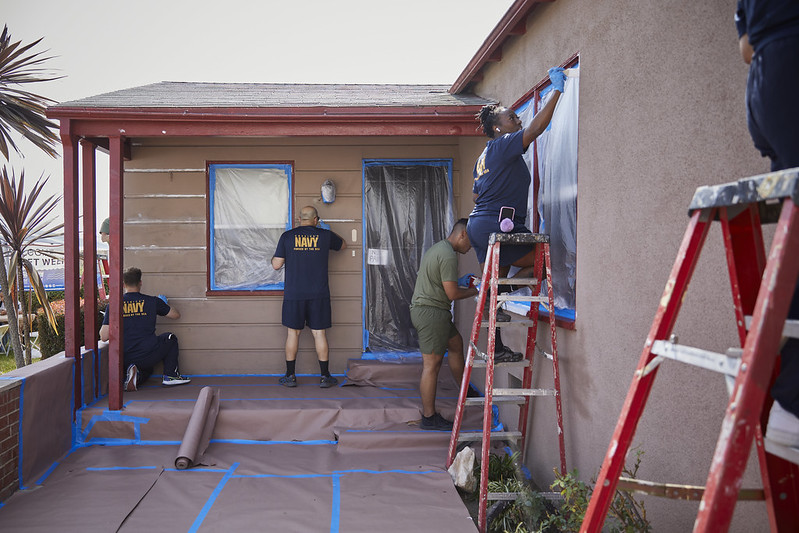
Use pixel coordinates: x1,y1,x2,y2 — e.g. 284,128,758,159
735,0,799,448
99,218,110,243
468,67,566,359
410,219,479,431
100,267,189,390
272,206,346,388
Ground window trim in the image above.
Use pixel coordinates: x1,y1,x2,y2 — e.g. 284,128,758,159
206,160,294,296
512,53,579,329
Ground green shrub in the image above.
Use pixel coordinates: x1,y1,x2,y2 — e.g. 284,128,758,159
36,299,105,359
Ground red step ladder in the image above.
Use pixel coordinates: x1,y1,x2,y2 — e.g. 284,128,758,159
446,232,566,533
581,169,799,532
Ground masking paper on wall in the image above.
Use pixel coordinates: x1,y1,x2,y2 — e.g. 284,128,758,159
213,167,289,289
519,70,579,311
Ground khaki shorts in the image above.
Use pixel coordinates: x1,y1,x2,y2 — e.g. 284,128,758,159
410,305,459,356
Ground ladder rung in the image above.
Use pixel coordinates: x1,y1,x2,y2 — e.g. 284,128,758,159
458,430,522,442
616,477,765,501
472,359,530,369
496,277,538,286
480,320,537,328
745,316,799,339
487,491,526,501
647,340,741,376
497,294,548,303
764,437,799,466
493,388,557,397
465,395,527,406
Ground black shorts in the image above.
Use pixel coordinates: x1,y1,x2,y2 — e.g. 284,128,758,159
282,297,332,330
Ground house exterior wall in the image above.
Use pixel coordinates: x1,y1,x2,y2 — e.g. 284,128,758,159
121,136,483,376
468,2,770,531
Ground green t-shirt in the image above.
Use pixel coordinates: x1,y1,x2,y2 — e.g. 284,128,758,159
411,239,458,310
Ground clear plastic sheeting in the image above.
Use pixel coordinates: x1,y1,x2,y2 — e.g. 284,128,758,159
519,71,579,312
363,162,454,356
210,165,290,290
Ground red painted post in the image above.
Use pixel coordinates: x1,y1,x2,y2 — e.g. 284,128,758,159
60,124,82,417
81,141,99,399
108,136,125,410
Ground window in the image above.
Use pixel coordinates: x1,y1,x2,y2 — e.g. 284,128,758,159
208,162,292,292
514,57,579,327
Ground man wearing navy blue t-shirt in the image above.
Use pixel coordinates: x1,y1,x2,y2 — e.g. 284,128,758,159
100,267,190,391
272,206,346,388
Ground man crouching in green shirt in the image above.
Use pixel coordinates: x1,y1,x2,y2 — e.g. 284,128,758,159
410,218,479,431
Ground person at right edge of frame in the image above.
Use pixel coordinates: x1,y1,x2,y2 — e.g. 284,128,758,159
735,0,799,448
467,66,566,361
410,218,479,431
272,205,346,389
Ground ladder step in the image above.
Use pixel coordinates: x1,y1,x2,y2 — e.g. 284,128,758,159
764,437,799,466
465,395,527,406
494,388,557,397
745,316,799,339
496,277,538,286
458,430,522,442
472,359,530,369
616,477,764,501
497,294,548,303
480,319,537,328
647,340,741,376
487,491,526,501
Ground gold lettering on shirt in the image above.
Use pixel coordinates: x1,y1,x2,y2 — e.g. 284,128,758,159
123,300,146,317
294,234,320,251
475,153,488,180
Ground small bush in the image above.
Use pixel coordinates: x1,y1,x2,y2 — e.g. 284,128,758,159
36,299,105,359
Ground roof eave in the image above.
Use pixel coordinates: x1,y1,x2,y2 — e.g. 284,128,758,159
450,0,551,94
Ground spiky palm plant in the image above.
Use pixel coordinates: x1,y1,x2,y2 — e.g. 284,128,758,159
0,25,60,368
0,168,62,366
0,24,60,159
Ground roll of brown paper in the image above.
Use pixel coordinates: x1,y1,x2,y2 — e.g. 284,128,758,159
175,386,220,470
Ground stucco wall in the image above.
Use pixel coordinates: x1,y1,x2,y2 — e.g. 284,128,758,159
470,2,771,531
121,136,481,376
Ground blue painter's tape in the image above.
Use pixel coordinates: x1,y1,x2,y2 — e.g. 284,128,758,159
330,473,341,533
189,462,239,533
86,466,159,471
210,439,336,446
35,461,59,485
17,377,25,490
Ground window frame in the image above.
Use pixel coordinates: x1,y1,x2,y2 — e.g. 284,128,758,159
206,160,294,295
512,53,579,330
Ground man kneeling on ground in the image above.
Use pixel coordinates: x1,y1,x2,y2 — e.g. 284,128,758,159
410,218,479,431
100,267,191,391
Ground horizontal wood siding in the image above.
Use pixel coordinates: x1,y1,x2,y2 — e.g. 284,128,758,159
119,136,478,374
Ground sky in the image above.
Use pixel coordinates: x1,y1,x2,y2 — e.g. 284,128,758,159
5,0,515,224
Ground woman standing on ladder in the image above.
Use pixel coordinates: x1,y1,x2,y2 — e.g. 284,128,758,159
467,67,566,357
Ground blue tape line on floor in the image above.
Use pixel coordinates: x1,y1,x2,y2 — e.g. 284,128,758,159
35,462,60,485
77,411,150,445
210,439,336,446
330,473,341,533
189,462,239,533
86,466,159,471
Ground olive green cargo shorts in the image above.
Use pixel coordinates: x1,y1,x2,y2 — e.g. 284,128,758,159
410,305,459,356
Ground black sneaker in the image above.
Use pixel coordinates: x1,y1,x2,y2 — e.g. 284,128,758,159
162,374,191,386
495,346,523,363
320,375,339,388
279,374,297,388
420,412,454,431
483,303,511,322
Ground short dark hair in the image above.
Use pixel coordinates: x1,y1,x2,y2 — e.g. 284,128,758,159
451,218,469,234
477,104,502,138
122,267,142,287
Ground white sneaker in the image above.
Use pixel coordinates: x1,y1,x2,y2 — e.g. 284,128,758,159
766,400,799,448
124,365,138,392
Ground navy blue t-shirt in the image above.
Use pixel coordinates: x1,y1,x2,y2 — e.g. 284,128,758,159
102,292,171,359
470,129,531,221
274,226,344,300
735,0,799,52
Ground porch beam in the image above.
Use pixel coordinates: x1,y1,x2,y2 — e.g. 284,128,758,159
81,140,99,399
108,136,125,410
60,121,82,417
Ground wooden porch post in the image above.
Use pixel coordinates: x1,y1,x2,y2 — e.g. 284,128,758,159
81,140,99,399
60,121,82,415
108,136,125,410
